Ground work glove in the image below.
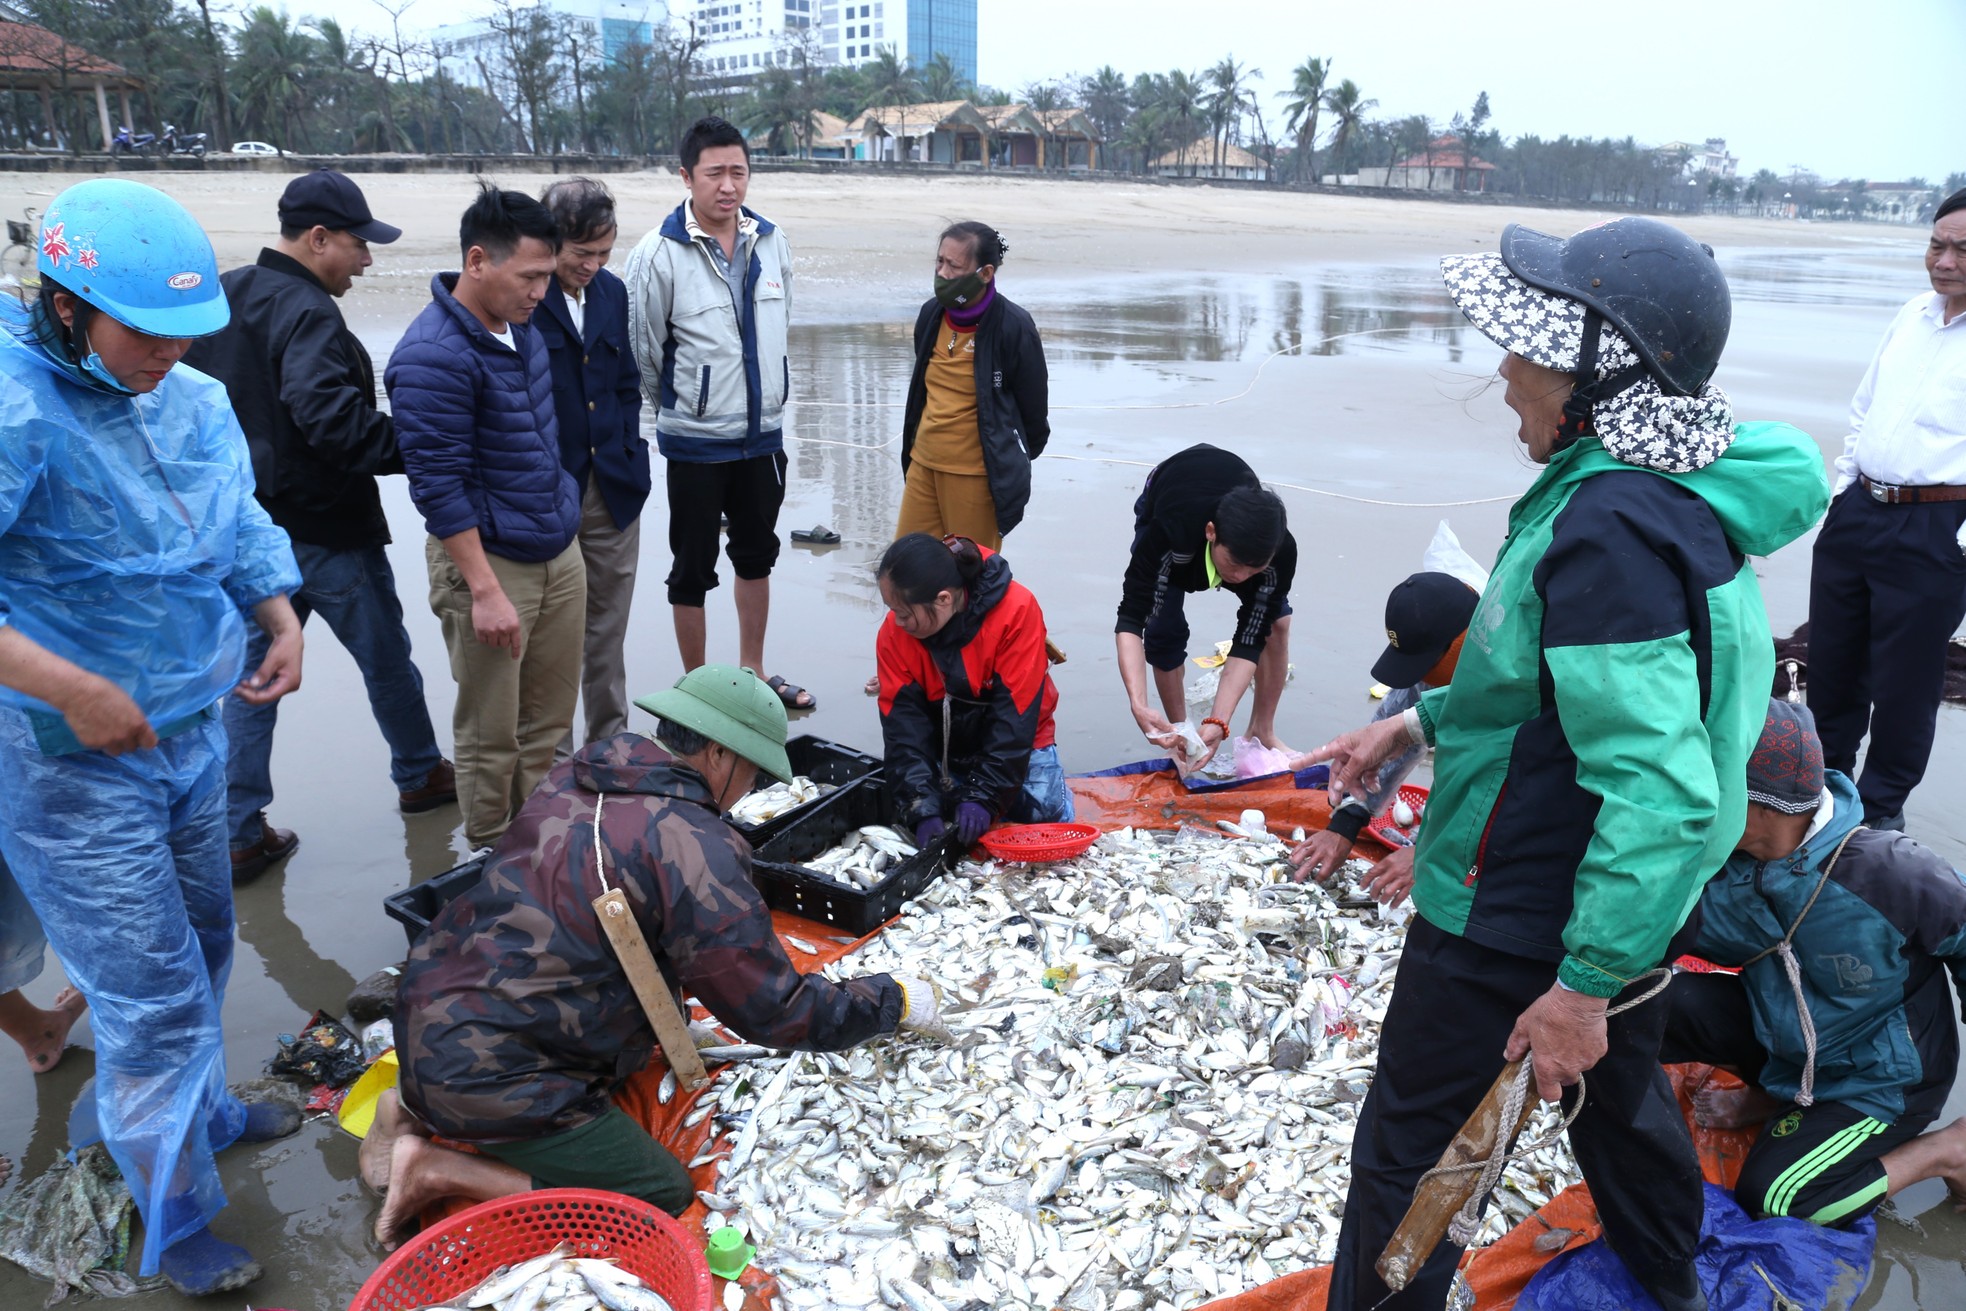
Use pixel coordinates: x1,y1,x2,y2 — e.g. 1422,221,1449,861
915,816,948,848
892,975,944,1033
954,801,993,846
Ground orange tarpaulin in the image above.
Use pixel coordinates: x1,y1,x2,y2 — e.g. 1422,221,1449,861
1195,1064,1758,1311
1067,768,1396,858
424,910,883,1311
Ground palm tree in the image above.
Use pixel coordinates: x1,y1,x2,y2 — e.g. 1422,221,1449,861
861,45,918,160
744,65,809,156
1079,65,1128,169
1320,78,1376,177
919,51,964,102
1281,56,1331,183
233,7,318,150
1204,57,1258,175
1164,69,1204,176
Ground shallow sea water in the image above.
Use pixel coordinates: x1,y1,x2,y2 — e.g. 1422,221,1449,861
1,233,1960,1310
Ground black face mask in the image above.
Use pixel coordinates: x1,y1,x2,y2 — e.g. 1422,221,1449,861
934,271,986,309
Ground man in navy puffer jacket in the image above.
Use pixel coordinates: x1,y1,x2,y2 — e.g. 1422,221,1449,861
386,185,584,849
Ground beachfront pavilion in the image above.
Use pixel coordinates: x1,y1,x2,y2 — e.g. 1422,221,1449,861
848,99,993,165
845,99,1103,171
1152,140,1270,183
0,5,141,153
979,104,1102,171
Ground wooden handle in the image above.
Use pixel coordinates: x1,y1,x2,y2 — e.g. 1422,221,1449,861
591,888,710,1093
1376,1057,1536,1291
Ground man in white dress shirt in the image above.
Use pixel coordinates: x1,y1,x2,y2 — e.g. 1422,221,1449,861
1806,188,1966,829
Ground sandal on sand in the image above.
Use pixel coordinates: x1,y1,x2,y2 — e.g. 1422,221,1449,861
767,675,816,711
790,524,841,545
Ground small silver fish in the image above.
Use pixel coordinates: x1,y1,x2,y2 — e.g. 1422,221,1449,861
697,1044,773,1063
467,1245,572,1308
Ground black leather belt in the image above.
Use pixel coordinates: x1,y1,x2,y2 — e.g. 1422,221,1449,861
1860,476,1966,505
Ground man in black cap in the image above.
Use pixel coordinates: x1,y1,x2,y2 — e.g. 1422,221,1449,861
188,169,454,882
1289,571,1479,900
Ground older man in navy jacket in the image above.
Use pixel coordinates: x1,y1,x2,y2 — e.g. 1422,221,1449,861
387,186,584,850
537,178,648,753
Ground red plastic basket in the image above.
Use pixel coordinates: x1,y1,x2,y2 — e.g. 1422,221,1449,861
978,822,1100,863
1362,784,1429,849
347,1188,713,1311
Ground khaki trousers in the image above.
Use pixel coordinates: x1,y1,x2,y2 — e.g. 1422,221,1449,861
558,475,642,756
895,461,1002,549
427,536,586,848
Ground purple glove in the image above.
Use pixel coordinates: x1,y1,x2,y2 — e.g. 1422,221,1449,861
915,817,948,848
954,801,993,846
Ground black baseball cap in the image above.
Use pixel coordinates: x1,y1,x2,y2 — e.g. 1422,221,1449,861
277,169,401,243
1372,572,1480,687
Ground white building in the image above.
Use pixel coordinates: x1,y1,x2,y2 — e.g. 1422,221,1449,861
817,1,889,70
431,0,668,87
672,0,818,80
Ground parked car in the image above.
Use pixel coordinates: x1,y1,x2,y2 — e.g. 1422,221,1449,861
231,140,279,156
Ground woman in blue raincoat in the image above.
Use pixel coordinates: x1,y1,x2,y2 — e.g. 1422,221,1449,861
0,180,305,1296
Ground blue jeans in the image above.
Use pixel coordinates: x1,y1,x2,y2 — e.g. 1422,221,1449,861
226,541,442,847
1008,744,1075,823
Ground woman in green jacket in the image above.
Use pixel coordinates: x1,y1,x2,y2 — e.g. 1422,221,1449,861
1312,218,1830,1311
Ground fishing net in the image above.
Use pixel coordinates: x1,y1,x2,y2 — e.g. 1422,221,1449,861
0,1144,164,1303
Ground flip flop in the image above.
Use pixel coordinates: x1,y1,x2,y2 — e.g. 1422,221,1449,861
767,674,816,711
790,524,841,545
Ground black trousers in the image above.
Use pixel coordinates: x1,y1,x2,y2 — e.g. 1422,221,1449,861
1806,487,1966,824
1660,969,1942,1226
1329,917,1703,1311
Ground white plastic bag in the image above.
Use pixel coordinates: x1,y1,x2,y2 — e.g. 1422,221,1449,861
1151,720,1211,776
1422,519,1491,592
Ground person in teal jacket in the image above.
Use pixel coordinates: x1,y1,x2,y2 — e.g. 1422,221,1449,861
0,181,305,1296
1312,218,1830,1311
1663,698,1966,1227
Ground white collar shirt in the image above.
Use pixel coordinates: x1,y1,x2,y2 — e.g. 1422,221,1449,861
563,285,585,336
1831,291,1966,492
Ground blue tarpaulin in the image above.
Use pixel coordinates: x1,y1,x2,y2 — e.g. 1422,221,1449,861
1518,1182,1875,1311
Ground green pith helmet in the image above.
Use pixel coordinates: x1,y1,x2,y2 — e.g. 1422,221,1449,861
634,664,793,784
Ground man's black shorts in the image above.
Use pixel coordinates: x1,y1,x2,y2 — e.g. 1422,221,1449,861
664,451,787,607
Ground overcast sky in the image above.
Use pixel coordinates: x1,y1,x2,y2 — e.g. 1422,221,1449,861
372,0,1960,183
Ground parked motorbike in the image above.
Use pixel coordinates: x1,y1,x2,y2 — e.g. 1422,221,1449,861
160,124,208,157
110,125,156,155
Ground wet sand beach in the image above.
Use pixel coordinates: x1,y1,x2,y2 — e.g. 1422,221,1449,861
0,169,1957,1309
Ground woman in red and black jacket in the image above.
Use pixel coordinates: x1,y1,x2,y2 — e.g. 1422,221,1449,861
876,535,1070,849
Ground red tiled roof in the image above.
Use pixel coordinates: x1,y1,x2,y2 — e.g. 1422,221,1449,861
0,17,133,80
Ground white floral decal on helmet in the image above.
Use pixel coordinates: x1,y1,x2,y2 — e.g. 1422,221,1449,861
1441,251,1735,474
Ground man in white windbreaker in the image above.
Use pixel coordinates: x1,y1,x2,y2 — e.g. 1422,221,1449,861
623,116,815,714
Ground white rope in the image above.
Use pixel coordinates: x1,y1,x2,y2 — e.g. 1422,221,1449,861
1738,829,1856,1108
591,791,612,896
1418,966,1677,1248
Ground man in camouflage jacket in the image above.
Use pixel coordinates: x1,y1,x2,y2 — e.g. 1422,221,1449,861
365,665,941,1244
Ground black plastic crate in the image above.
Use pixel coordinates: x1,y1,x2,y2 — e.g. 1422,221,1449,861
750,777,945,936
725,734,882,844
383,854,489,947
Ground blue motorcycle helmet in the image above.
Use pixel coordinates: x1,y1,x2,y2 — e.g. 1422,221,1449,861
35,179,228,340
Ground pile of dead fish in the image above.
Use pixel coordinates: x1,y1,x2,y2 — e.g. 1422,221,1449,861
694,826,1580,1311
789,825,919,891
725,776,830,828
412,1241,671,1311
